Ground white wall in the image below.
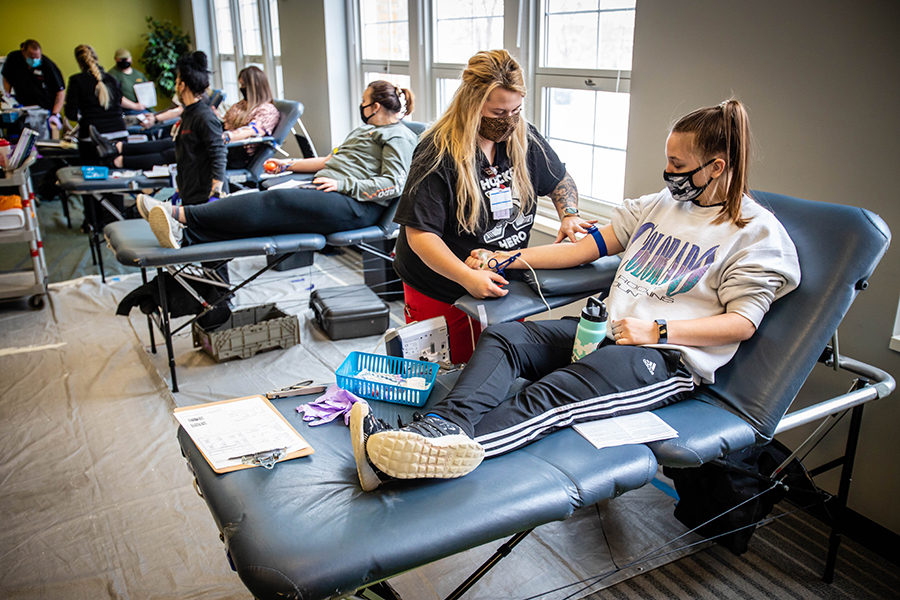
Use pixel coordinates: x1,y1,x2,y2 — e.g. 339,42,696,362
628,0,900,535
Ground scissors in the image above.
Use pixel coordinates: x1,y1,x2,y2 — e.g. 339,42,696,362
488,252,521,278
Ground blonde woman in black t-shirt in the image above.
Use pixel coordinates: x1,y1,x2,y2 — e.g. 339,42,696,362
393,49,591,363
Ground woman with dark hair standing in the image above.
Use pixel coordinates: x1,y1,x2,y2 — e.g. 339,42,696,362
136,80,417,249
64,44,126,163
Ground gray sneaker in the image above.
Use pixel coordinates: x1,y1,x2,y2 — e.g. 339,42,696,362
148,204,184,249
136,194,171,221
366,412,484,482
350,402,397,491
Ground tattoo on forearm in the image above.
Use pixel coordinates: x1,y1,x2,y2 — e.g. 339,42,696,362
550,172,578,212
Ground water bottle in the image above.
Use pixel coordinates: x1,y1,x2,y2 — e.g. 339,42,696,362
571,295,608,362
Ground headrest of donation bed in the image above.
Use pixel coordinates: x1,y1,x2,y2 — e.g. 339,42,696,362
702,191,890,439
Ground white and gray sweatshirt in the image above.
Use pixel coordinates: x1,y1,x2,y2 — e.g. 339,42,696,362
608,189,801,384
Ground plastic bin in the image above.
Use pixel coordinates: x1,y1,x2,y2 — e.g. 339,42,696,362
192,303,299,362
335,351,438,407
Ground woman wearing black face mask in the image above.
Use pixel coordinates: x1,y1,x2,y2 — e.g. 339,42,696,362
94,65,276,172
391,49,588,364
220,66,280,167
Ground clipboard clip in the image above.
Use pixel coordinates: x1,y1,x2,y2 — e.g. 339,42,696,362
266,380,328,399
229,447,288,470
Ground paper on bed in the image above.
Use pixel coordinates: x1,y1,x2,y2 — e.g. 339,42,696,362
573,412,678,450
133,81,157,109
174,395,311,472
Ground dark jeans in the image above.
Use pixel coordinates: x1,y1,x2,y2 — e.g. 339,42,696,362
121,139,176,170
433,319,695,457
181,187,386,245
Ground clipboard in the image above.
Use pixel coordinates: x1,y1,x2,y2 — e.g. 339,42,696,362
175,395,314,474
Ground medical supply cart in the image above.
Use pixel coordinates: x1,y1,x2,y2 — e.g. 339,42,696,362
0,154,48,308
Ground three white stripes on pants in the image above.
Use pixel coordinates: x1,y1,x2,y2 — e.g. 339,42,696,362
476,375,695,457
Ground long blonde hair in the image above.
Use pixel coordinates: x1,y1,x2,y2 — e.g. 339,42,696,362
74,44,111,110
413,50,534,235
672,99,752,228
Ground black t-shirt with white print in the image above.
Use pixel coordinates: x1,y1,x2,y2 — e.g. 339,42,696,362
394,123,566,304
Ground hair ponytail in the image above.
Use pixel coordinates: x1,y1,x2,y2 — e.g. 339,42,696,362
366,80,415,118
74,44,111,110
673,98,752,228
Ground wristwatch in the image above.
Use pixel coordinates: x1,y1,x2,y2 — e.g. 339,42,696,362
562,207,580,218
655,319,668,344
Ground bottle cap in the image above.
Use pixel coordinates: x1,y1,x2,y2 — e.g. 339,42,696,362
580,295,608,323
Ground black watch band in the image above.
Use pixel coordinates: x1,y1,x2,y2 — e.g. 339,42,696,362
655,319,668,344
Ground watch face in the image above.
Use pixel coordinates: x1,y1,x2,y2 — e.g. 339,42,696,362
564,207,578,215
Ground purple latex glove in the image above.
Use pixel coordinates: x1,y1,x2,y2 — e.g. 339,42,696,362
296,384,365,426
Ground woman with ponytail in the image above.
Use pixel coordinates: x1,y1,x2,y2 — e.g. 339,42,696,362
134,80,418,250
65,44,126,163
392,50,588,364
349,100,804,492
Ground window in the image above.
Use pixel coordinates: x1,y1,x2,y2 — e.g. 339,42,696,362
351,1,636,219
208,0,284,107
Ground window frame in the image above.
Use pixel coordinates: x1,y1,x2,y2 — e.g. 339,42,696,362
349,0,634,225
206,0,284,106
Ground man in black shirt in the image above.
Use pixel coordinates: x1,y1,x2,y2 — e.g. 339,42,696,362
2,40,65,128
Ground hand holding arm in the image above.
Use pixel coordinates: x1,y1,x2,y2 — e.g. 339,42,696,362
550,172,593,243
408,228,508,299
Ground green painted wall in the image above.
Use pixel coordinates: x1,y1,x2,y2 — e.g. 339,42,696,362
0,0,184,110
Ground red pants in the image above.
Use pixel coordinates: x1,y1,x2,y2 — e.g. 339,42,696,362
403,284,483,364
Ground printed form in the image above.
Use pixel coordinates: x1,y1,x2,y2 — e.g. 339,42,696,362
573,412,678,450
175,396,310,471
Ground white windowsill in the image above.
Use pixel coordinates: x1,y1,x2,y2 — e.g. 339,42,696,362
890,335,900,353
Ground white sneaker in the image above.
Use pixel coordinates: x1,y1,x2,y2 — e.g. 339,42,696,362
148,205,184,249
136,194,171,221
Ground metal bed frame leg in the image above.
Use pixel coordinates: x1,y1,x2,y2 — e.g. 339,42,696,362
823,402,865,583
444,529,535,600
155,267,179,392
141,268,156,353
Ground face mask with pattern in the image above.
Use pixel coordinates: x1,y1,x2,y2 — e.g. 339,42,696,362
479,113,519,143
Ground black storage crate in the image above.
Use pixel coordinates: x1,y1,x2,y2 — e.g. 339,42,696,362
192,303,299,362
310,285,390,340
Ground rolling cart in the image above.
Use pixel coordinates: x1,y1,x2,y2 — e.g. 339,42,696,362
0,154,48,309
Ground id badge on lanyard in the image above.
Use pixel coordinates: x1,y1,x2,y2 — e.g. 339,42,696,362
489,186,513,220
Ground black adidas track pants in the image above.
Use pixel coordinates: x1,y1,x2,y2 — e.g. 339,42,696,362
432,319,695,458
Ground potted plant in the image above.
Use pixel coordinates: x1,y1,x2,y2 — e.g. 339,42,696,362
140,17,192,98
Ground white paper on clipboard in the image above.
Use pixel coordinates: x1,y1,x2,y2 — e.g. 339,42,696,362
133,81,157,109
174,396,311,472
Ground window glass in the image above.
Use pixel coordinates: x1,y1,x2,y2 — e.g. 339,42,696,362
270,0,282,56
436,77,462,116
275,64,284,99
360,0,410,61
220,59,239,107
213,0,235,52
543,0,635,70
365,72,412,90
433,0,504,64
240,0,263,56
544,87,628,203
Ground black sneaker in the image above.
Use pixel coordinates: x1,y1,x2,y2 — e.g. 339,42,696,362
349,402,397,491
89,125,118,158
366,413,484,481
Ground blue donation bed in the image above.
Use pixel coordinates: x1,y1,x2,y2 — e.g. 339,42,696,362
171,191,893,599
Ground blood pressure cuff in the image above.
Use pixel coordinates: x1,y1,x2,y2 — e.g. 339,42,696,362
520,256,620,297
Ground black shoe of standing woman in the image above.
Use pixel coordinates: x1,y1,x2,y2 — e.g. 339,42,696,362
89,125,118,159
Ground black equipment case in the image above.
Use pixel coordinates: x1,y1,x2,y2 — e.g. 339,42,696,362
309,285,390,340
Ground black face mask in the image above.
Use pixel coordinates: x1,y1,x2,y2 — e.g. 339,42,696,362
359,102,376,124
240,87,247,100
116,60,131,70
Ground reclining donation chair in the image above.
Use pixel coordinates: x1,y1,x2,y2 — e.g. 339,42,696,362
225,99,303,190
175,190,893,599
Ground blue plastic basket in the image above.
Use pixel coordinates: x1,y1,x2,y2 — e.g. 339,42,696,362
81,165,109,180
335,351,439,407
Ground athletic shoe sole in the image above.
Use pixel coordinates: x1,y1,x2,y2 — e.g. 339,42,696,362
350,402,383,492
367,429,484,480
148,205,181,249
136,194,154,220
